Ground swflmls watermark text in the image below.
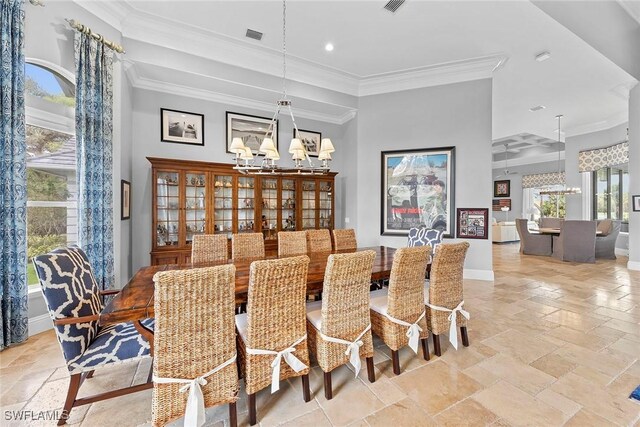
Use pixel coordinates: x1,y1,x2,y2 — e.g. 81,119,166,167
4,410,68,421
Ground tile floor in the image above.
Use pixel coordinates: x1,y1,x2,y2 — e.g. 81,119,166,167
1,243,639,426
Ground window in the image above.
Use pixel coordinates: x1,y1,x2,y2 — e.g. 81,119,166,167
25,62,76,288
592,165,629,225
530,185,566,221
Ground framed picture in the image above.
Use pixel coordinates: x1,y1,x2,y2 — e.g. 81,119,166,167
494,179,510,197
633,195,640,212
294,129,321,157
226,112,278,155
121,180,131,220
381,147,455,237
160,108,204,145
492,199,511,211
456,208,488,239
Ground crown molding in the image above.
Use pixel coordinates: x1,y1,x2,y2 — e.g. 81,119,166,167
617,0,640,25
359,54,508,97
564,110,628,137
492,151,565,169
71,0,132,32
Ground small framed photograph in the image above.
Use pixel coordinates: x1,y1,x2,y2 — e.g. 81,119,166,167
226,112,278,155
633,195,640,212
494,180,510,197
492,199,511,212
456,208,488,239
294,129,321,157
160,108,204,146
121,180,131,220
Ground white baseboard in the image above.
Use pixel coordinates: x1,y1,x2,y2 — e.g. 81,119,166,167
615,248,629,256
29,314,52,337
628,260,640,271
463,269,494,281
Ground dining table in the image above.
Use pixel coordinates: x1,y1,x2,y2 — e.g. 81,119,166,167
538,227,603,235
101,246,399,353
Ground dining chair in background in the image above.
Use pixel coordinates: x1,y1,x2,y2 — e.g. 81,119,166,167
191,234,228,264
306,250,377,399
552,220,597,263
539,217,564,229
332,228,357,251
232,232,265,260
235,256,312,425
306,229,332,252
515,218,552,256
33,246,154,425
278,231,308,256
595,219,620,260
370,246,431,374
425,242,471,356
152,265,238,427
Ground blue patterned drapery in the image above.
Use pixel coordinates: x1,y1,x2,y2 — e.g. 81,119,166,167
0,0,28,350
75,31,114,290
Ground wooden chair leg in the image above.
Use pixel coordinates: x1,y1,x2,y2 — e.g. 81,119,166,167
58,374,81,426
324,371,333,400
421,337,430,361
366,357,375,383
86,370,95,379
229,402,237,427
301,374,311,402
433,334,441,357
461,326,469,347
248,393,257,426
391,350,401,375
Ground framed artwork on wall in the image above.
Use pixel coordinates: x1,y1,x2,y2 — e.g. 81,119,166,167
492,198,511,211
633,195,640,212
456,208,488,239
226,112,278,155
381,147,455,237
294,129,321,157
494,179,510,197
160,108,204,146
121,180,131,220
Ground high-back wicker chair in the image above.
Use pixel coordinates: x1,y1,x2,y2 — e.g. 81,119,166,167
231,233,265,260
235,256,311,425
152,265,238,427
191,234,228,264
306,229,332,252
369,246,431,374
332,228,357,251
425,242,470,356
278,231,308,256
306,250,377,399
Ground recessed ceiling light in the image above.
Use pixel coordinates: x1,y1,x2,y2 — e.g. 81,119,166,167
535,51,551,62
529,105,546,112
325,43,334,52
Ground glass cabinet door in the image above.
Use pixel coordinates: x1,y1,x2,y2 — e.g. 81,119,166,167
261,178,278,240
185,172,207,245
301,180,316,229
213,175,233,237
319,181,332,229
237,176,255,233
156,171,180,247
281,179,296,231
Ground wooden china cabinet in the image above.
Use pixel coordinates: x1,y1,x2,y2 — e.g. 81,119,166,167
148,157,336,265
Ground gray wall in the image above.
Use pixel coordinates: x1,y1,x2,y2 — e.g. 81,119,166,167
356,80,494,278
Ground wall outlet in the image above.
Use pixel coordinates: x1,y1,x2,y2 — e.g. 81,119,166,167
345,217,350,224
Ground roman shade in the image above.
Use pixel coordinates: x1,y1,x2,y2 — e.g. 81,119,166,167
578,141,628,172
521,172,565,189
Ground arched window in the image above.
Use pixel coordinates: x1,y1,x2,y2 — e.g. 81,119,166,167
25,61,77,287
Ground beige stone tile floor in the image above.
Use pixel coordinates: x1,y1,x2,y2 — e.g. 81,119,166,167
1,243,639,426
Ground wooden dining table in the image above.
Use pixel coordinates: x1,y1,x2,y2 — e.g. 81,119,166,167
538,227,603,235
101,246,399,349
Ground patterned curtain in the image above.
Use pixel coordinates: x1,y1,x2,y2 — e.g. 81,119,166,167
522,172,565,189
75,32,114,290
0,0,28,350
578,141,629,172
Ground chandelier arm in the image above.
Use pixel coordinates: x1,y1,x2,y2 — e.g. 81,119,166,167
287,104,314,168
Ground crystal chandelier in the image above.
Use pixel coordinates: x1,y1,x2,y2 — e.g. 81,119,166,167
540,115,581,197
231,0,335,175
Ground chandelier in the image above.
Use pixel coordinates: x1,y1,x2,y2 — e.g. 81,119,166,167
539,115,581,196
230,0,335,175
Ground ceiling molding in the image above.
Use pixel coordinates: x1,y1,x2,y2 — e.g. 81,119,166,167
617,0,640,25
126,68,357,125
564,110,628,137
492,151,565,169
358,54,508,97
71,0,132,33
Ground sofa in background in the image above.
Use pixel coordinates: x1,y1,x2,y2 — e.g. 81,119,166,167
492,221,520,243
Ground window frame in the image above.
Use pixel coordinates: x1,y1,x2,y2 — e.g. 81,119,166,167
591,166,628,224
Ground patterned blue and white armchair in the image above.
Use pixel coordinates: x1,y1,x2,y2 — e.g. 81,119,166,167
33,246,154,425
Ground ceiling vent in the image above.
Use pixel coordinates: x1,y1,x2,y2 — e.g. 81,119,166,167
383,0,405,13
245,29,263,41
529,105,546,112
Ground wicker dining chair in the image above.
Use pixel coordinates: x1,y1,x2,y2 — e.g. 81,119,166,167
425,242,470,356
191,234,228,264
278,231,308,256
370,246,431,374
235,256,311,425
332,228,357,251
232,233,265,260
152,265,239,427
306,229,332,252
306,250,377,399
